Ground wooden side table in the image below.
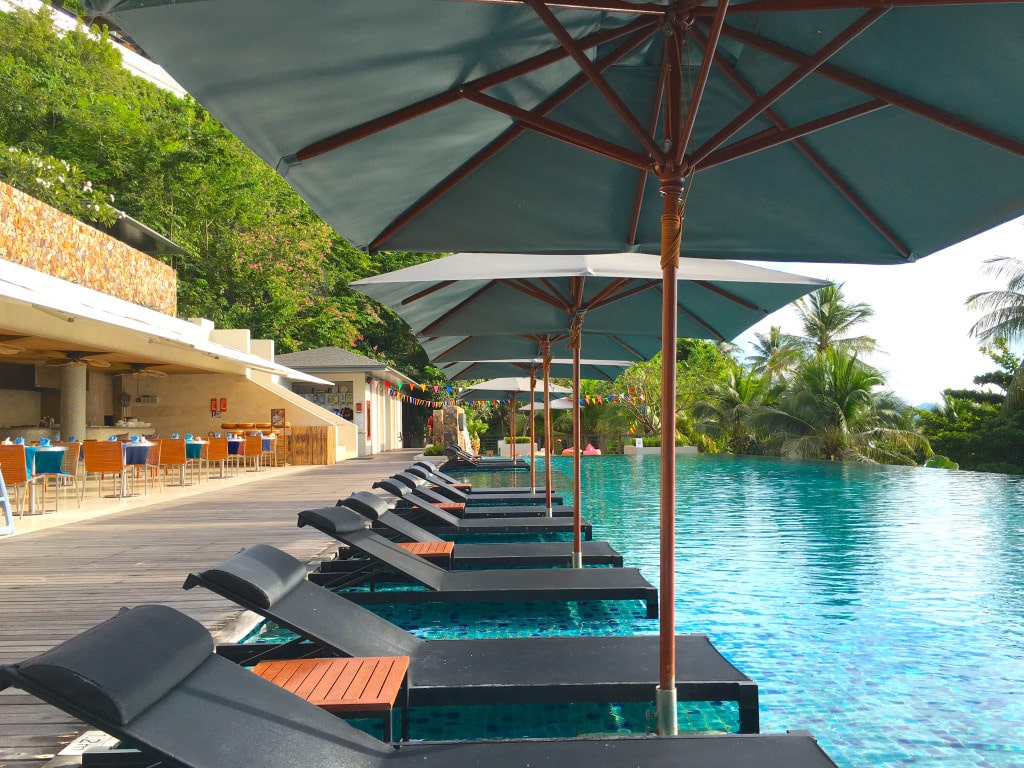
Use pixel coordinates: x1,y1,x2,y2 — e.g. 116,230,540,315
252,656,410,741
397,540,455,567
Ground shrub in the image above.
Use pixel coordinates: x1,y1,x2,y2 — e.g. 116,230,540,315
422,444,445,456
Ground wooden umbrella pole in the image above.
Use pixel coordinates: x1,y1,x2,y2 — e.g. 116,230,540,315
509,391,516,463
571,322,583,568
529,370,537,492
542,341,554,516
656,186,683,736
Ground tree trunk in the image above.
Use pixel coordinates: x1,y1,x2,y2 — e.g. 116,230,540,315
1001,363,1024,416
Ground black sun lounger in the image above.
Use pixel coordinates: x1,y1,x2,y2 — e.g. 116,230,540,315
381,473,571,515
298,507,658,617
311,494,623,568
0,605,838,768
406,463,562,504
362,481,592,539
187,545,761,733
442,445,529,471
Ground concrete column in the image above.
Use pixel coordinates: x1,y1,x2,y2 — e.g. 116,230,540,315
60,363,88,441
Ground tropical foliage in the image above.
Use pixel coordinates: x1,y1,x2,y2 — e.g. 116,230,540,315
0,8,437,375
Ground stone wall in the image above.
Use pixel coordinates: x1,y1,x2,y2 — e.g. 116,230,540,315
0,182,177,315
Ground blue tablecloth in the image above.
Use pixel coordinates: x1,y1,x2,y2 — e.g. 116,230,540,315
186,441,207,459
227,438,274,455
123,444,152,465
24,446,66,477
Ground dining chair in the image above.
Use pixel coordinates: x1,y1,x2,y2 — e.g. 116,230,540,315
242,434,264,472
35,443,78,513
80,441,129,500
136,440,162,494
0,444,40,516
158,438,188,485
54,443,82,508
205,436,232,479
259,432,278,468
186,440,207,483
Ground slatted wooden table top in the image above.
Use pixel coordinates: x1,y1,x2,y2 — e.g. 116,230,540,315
252,656,410,713
434,502,466,512
397,541,455,558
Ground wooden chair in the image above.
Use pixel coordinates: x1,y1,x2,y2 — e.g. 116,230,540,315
36,443,79,512
135,441,162,494
260,433,278,468
0,444,40,516
205,436,231,479
159,438,188,485
81,441,129,499
242,434,264,472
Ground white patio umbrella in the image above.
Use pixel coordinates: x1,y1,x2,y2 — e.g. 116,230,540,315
446,359,630,496
352,251,826,569
457,376,571,467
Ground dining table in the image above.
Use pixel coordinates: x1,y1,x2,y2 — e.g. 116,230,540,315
23,445,67,514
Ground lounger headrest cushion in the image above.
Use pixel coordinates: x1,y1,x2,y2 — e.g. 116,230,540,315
393,472,425,489
199,544,306,609
300,504,369,532
336,491,390,521
18,605,212,726
373,478,408,498
414,460,437,471
405,466,430,480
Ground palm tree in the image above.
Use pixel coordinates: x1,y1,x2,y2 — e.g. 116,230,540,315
746,325,804,378
795,283,877,355
750,348,926,464
967,255,1024,414
693,363,771,454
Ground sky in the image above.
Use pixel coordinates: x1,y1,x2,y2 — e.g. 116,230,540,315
735,215,1024,406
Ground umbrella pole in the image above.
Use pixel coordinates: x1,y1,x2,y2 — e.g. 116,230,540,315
571,330,583,568
509,392,516,464
543,343,554,517
529,371,537,493
656,187,683,736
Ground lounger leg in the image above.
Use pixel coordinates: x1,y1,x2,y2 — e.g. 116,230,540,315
738,684,760,734
646,591,658,618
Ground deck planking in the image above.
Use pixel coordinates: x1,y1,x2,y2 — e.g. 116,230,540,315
0,450,420,768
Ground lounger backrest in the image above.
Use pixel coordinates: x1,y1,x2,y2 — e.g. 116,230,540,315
193,544,308,609
1,606,392,768
392,472,425,489
373,477,409,498
371,509,444,543
414,461,460,485
414,459,437,471
388,492,460,525
13,605,212,726
405,466,469,502
336,491,392,520
186,547,420,658
306,507,447,590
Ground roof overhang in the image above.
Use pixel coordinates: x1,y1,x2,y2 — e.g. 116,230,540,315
0,259,330,385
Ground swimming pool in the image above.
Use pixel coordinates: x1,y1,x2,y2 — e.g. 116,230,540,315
534,453,1024,768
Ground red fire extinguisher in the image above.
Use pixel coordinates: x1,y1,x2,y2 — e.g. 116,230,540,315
219,397,228,412
210,398,218,415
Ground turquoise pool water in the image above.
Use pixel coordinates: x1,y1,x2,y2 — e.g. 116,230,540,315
255,454,1024,766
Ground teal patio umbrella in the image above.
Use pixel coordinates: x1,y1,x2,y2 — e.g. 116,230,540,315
83,0,1024,735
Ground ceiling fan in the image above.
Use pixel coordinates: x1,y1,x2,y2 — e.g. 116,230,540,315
43,351,112,368
126,362,168,378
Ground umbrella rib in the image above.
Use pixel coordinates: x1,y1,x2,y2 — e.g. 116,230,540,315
499,279,572,311
700,100,888,169
451,0,669,14
650,285,727,341
589,279,661,310
608,335,649,359
292,19,652,163
525,0,664,161
687,9,887,169
717,21,1024,160
459,88,652,170
400,280,456,307
368,22,657,251
420,283,499,335
696,28,913,258
699,0,1024,13
693,280,760,311
628,45,668,245
674,0,730,168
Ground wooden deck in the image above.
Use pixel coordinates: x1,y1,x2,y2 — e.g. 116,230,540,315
0,450,419,768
